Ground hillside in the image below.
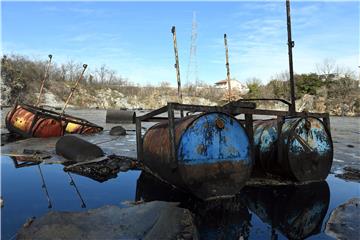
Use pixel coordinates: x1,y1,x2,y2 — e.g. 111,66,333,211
1,54,359,116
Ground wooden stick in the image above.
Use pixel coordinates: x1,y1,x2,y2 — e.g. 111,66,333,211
171,26,183,103
224,34,232,102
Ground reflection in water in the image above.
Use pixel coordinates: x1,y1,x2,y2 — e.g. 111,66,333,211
241,181,330,240
136,172,251,240
10,157,87,209
7,158,331,240
137,171,331,240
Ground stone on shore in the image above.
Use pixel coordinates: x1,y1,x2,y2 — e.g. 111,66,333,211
325,198,360,240
17,201,198,240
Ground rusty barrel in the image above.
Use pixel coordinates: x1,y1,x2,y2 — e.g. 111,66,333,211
143,112,253,200
6,103,103,138
253,117,333,181
6,104,64,138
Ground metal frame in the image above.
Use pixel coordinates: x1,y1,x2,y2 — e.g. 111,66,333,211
135,101,331,166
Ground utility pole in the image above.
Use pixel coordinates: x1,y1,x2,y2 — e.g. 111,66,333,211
286,0,296,114
186,12,199,89
171,26,183,103
224,33,232,102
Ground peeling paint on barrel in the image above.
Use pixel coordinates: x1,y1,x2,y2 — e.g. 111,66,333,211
143,112,253,199
178,113,250,165
253,117,333,181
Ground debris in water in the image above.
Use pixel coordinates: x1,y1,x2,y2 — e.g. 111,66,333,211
335,167,360,183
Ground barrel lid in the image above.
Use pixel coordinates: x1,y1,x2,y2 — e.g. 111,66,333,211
287,117,333,181
177,112,251,165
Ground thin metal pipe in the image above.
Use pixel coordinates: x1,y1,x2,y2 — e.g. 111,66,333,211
37,164,52,208
61,64,88,114
67,172,86,208
36,54,52,106
224,34,232,102
286,0,296,114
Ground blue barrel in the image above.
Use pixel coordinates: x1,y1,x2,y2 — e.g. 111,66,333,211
143,112,253,200
253,117,333,181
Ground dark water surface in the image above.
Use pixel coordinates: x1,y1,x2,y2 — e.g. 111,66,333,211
1,155,359,240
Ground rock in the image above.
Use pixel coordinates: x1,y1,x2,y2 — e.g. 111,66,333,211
17,201,198,240
335,167,360,183
325,198,360,240
109,126,127,136
56,136,104,162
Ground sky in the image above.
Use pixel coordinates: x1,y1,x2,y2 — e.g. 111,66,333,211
2,1,359,86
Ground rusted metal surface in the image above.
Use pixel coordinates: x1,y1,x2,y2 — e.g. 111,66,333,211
253,116,333,181
242,181,330,239
61,64,88,114
142,111,252,199
6,103,103,138
36,54,52,107
171,26,182,103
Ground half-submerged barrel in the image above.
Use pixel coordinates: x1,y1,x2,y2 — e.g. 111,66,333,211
143,112,252,200
6,103,103,138
253,117,333,181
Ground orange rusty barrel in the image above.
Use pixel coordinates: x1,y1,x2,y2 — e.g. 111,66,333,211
5,104,103,138
6,104,64,137
142,112,253,200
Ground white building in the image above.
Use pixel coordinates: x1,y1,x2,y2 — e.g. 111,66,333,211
214,79,249,95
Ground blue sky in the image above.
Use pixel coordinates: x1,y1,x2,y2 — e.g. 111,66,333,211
2,1,359,86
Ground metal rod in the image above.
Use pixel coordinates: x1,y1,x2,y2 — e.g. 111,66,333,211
67,172,86,208
171,26,183,103
224,34,232,103
36,54,52,107
136,118,143,162
286,0,296,114
37,164,52,208
167,103,177,169
61,64,88,114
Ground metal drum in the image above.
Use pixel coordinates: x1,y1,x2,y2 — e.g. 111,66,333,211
253,117,333,181
5,103,103,138
143,112,253,200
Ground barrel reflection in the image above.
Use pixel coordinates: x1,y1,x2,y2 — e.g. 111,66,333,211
242,181,330,239
136,171,251,240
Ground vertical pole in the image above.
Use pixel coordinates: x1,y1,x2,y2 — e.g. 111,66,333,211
61,64,88,114
171,26,183,104
286,0,296,114
224,34,232,102
167,103,177,170
245,114,254,161
136,118,143,162
36,54,52,106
